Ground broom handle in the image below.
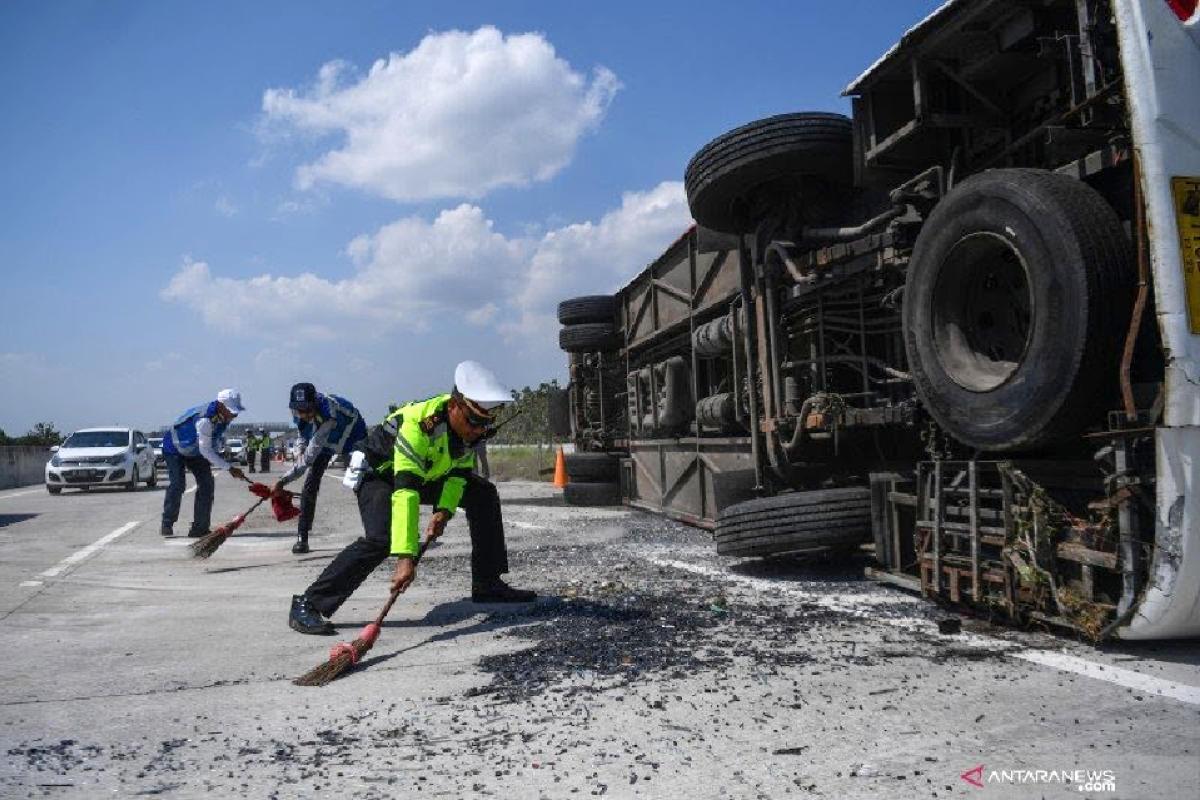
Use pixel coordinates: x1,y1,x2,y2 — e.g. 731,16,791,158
372,537,434,625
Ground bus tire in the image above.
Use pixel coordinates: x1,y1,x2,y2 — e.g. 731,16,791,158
558,295,616,325
565,453,620,483
563,481,622,507
560,323,620,353
903,169,1133,452
715,488,872,558
685,112,854,234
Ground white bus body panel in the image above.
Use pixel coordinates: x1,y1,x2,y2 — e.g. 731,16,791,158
1114,0,1200,638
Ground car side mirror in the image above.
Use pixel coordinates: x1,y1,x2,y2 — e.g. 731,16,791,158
135,444,146,453
50,445,60,453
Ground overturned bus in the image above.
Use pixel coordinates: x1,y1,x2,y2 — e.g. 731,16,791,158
554,0,1200,641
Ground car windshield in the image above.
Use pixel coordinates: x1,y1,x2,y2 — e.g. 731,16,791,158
64,431,130,448
228,439,243,447
148,438,163,447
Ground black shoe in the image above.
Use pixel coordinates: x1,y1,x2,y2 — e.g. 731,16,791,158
471,578,537,603
187,529,208,538
160,525,174,537
292,535,310,555
289,595,334,635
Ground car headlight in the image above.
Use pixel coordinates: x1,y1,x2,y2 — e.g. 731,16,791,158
108,453,127,466
50,455,61,467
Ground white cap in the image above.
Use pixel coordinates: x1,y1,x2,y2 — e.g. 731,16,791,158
453,361,510,410
216,388,245,415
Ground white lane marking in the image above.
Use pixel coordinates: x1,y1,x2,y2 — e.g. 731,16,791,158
648,556,929,614
647,556,1200,706
1014,650,1200,706
20,581,42,587
0,489,41,500
38,521,140,579
509,521,546,531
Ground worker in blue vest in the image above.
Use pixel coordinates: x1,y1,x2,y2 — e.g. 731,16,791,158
272,383,367,555
160,388,246,538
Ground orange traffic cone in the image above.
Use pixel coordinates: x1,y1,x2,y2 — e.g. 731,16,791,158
553,446,568,487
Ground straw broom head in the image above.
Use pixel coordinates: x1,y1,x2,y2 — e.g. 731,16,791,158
292,625,380,687
189,526,232,559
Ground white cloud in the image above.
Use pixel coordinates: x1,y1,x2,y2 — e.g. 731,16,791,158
1,352,46,371
272,192,329,220
145,352,183,372
252,347,316,381
215,197,238,217
161,182,692,354
465,303,499,326
503,181,690,341
260,26,620,202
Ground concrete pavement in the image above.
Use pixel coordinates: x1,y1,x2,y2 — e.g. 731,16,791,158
0,475,1197,798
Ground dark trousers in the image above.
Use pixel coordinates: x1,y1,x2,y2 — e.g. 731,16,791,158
305,473,510,617
161,452,215,535
248,450,257,472
297,451,332,536
260,449,270,473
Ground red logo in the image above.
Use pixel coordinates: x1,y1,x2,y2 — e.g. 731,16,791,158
961,765,985,788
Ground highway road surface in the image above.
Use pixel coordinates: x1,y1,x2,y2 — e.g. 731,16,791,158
0,474,1197,798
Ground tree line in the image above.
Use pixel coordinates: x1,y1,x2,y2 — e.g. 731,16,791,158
1,379,564,449
0,422,65,447
488,379,563,445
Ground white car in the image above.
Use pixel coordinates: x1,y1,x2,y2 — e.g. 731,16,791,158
45,428,159,494
147,436,166,470
223,437,247,465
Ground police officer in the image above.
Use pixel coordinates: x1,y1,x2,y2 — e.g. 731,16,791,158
247,428,260,473
160,388,247,538
288,361,535,635
257,428,272,474
273,383,367,555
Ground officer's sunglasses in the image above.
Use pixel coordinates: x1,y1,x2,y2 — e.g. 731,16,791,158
464,410,494,429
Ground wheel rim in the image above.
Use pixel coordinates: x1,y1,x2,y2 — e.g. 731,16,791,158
931,232,1033,392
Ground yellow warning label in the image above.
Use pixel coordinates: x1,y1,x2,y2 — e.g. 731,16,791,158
1173,177,1200,334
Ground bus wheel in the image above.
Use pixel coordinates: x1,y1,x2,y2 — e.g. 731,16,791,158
715,488,872,558
903,169,1133,452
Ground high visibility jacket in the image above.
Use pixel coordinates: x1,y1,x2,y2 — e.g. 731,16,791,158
297,393,367,455
163,402,229,457
362,394,476,557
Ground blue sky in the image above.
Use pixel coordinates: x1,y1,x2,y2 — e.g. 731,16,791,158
0,0,944,436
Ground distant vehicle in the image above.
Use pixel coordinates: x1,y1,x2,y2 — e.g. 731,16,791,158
222,437,247,465
46,428,158,494
147,437,165,471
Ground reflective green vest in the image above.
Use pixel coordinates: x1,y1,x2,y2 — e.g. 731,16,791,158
367,394,475,556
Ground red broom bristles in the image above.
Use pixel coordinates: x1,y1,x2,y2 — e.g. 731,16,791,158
292,625,380,686
190,493,268,559
189,525,233,559
292,538,432,687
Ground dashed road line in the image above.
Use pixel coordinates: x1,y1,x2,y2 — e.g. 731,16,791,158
31,521,141,583
0,489,42,500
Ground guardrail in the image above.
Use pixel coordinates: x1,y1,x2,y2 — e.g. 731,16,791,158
0,446,51,490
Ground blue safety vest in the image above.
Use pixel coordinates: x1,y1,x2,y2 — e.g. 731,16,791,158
297,393,366,455
163,401,229,458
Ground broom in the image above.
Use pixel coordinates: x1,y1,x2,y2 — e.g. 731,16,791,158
190,479,300,559
293,538,433,686
189,494,268,559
